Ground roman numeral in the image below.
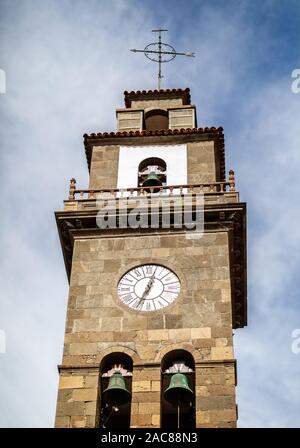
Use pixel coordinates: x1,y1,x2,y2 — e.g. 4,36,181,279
156,297,169,307
123,274,136,283
121,293,135,304
130,299,140,309
146,301,152,311
161,292,176,302
163,275,175,283
133,268,142,277
145,265,152,275
164,283,180,291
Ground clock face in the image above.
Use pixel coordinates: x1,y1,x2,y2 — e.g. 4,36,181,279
117,264,180,312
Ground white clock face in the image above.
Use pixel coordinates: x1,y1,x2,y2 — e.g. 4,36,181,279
117,264,180,312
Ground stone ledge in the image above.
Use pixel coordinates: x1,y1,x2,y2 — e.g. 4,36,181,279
58,358,236,371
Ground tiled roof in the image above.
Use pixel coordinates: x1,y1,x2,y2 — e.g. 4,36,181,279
84,126,222,140
83,126,226,181
124,88,191,108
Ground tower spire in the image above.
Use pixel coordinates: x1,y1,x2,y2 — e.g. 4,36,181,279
131,29,195,89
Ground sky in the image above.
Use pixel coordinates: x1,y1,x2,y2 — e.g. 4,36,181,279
0,0,300,427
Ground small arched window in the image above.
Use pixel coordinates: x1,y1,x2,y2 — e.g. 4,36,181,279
98,352,133,428
138,157,167,188
144,109,169,131
161,349,196,428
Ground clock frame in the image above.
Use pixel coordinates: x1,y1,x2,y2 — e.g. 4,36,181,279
117,264,181,312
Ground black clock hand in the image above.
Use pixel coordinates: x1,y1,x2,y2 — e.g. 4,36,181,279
140,268,157,301
141,281,152,300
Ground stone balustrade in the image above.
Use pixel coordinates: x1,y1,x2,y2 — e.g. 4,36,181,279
68,170,236,201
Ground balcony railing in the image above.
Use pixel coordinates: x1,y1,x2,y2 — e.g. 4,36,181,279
68,170,236,200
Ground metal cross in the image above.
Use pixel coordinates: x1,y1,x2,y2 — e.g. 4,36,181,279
131,29,195,89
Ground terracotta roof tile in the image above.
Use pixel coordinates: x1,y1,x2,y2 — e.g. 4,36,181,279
84,126,222,140
124,88,191,108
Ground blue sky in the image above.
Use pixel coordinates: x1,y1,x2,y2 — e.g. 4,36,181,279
0,0,300,427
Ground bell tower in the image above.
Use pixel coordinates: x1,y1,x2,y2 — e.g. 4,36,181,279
55,87,247,428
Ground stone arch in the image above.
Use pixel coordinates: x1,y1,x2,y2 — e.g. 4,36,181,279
97,347,137,429
144,108,169,131
160,346,196,429
97,346,141,366
155,343,201,364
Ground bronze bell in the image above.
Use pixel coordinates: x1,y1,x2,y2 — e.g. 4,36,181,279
164,372,193,405
102,371,131,405
142,171,163,192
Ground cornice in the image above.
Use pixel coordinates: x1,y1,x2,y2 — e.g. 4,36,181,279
55,202,247,329
124,87,191,108
83,127,226,182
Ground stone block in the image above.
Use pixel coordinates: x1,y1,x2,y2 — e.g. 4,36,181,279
123,317,148,331
103,260,121,272
100,317,122,331
55,416,70,428
69,343,98,355
221,289,231,302
207,385,235,396
211,347,234,360
132,392,160,402
56,401,85,417
151,248,170,257
76,296,104,309
196,410,210,424
112,330,137,342
197,396,235,411
165,315,183,329
57,389,73,402
169,328,191,340
73,388,97,402
207,409,236,422
195,386,209,396
70,416,87,428
151,381,160,392
147,329,169,341
191,327,211,339
133,369,160,381
73,319,101,332
215,337,228,347
194,339,214,348
59,376,84,390
131,414,152,427
211,327,233,338
147,315,164,330
85,401,97,416
132,381,151,392
151,415,160,426
139,402,160,414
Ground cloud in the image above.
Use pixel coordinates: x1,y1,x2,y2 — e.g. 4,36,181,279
0,0,299,427
232,77,300,427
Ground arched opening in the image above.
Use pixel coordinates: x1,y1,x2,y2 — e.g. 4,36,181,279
138,157,167,189
98,352,133,428
144,109,169,131
161,349,196,428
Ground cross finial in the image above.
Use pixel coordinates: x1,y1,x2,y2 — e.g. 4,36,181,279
131,29,195,89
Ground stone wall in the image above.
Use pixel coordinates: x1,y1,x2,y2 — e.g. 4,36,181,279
131,98,183,109
88,140,218,190
55,230,236,428
187,141,217,184
89,145,119,190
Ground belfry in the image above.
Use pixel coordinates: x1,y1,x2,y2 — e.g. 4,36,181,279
55,87,247,428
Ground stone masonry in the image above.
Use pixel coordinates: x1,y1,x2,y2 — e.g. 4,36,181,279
55,88,246,428
55,230,237,428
